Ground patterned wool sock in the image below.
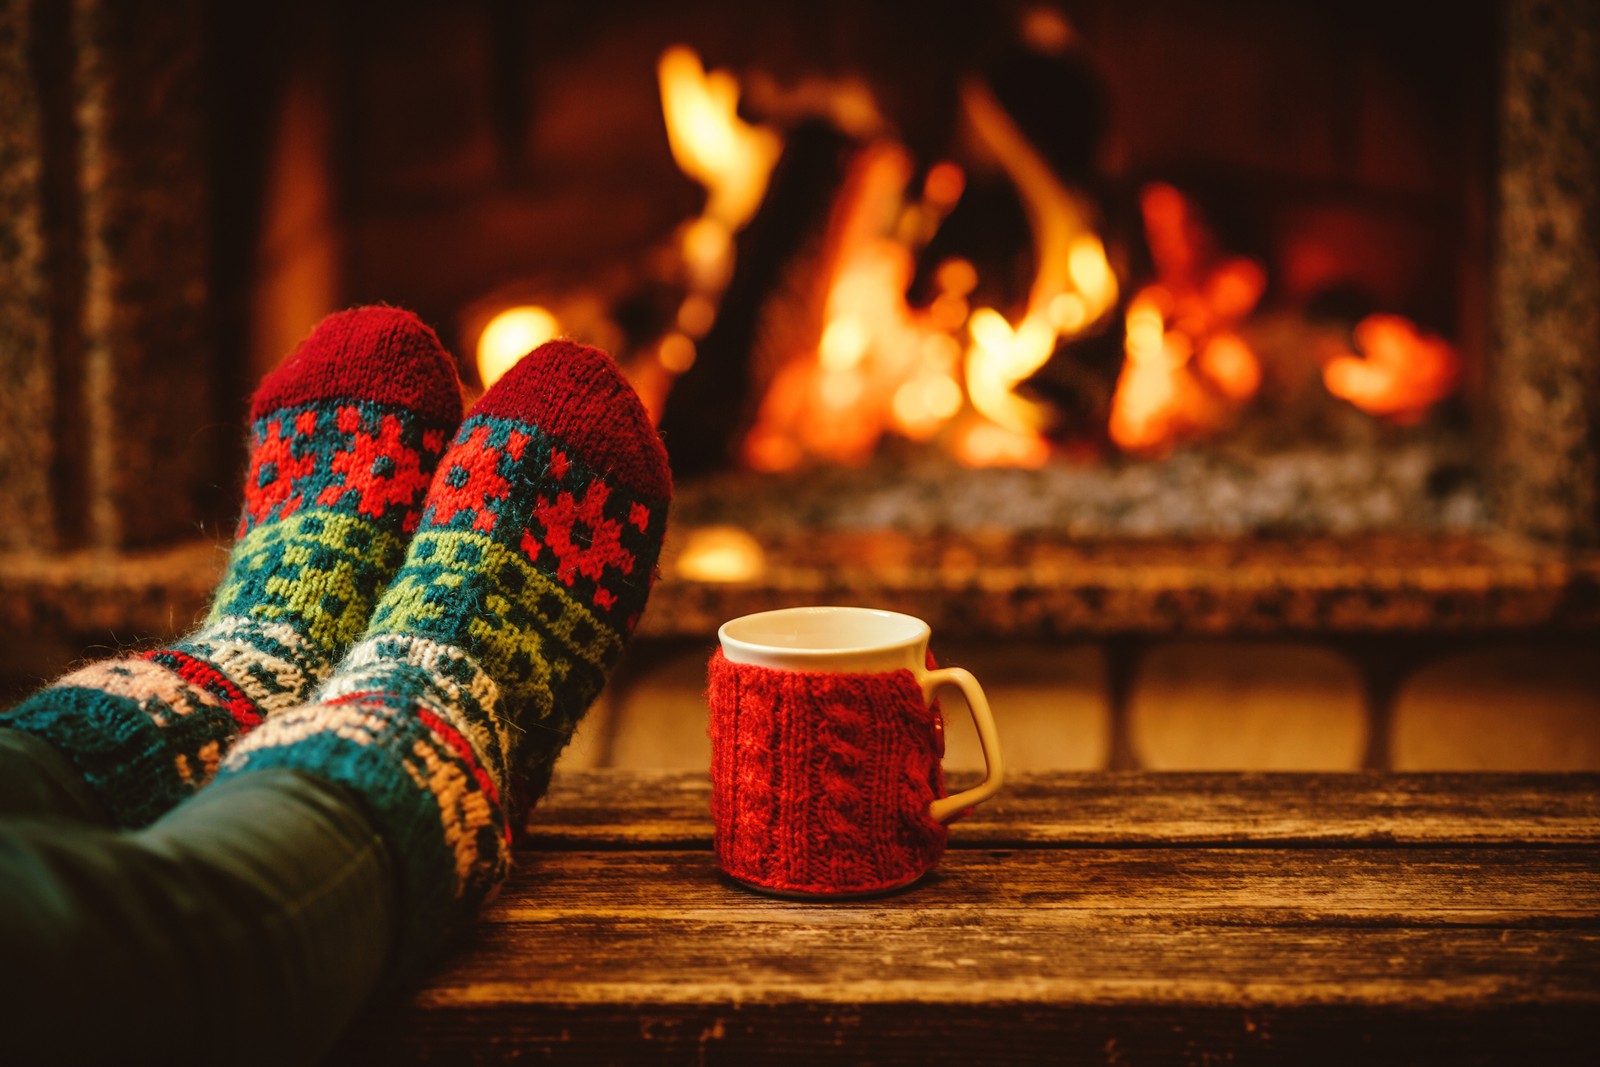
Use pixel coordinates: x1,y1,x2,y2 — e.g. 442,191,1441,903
2,307,462,827
216,339,671,975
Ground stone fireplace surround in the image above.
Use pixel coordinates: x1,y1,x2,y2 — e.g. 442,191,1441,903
0,0,1596,770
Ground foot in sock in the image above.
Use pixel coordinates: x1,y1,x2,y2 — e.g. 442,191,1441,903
2,307,462,827
217,339,671,974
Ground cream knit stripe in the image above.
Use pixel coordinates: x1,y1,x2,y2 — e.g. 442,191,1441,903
316,633,511,796
173,616,329,715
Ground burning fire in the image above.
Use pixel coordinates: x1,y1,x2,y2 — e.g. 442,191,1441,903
958,77,1118,459
641,45,784,413
640,45,1462,470
739,72,1120,471
1323,314,1460,423
1108,183,1265,454
744,144,970,470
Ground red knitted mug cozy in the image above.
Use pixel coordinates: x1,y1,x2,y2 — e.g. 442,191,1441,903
707,649,949,896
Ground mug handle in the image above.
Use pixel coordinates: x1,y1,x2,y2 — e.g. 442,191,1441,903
922,667,1005,823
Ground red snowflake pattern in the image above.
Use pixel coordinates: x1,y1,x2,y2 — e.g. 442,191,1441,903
504,429,529,462
427,425,510,531
242,414,316,526
521,478,637,595
317,409,434,527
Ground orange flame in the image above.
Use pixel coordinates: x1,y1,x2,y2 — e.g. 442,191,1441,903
1323,314,1459,422
658,46,780,233
644,47,786,420
655,53,1461,471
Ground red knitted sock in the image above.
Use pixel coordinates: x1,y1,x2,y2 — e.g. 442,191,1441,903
708,649,948,895
219,339,672,976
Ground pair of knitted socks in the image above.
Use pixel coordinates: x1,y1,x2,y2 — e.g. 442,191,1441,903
2,306,670,968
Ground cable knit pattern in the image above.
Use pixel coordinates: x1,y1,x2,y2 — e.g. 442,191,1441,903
707,650,949,896
2,307,462,827
217,339,671,978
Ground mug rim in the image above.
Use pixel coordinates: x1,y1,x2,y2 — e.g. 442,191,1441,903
718,605,930,660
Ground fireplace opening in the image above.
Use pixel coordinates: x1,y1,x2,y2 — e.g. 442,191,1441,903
233,0,1498,543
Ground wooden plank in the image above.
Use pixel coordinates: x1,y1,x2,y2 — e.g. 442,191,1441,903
347,774,1600,1063
344,1000,1594,1066
422,922,1600,1008
528,770,1600,848
486,849,1600,924
346,849,1600,1064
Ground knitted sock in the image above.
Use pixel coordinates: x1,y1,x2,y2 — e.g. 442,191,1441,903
2,307,462,828
216,339,671,975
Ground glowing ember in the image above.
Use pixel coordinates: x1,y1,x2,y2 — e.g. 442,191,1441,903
1323,314,1459,422
674,525,766,582
477,305,559,388
1108,183,1265,454
952,419,1051,469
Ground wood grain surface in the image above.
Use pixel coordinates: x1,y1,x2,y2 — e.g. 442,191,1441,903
524,770,1600,847
342,771,1600,1064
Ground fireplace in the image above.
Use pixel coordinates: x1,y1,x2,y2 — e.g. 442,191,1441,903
1,0,1597,770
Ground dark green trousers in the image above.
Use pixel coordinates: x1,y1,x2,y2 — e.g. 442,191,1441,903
0,729,398,1064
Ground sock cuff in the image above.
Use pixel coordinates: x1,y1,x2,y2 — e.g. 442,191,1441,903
175,616,330,717
321,633,512,792
5,660,245,828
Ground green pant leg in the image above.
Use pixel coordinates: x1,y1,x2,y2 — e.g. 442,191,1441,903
0,727,112,823
0,768,399,1065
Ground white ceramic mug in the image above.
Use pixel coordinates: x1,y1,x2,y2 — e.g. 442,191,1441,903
716,606,1004,823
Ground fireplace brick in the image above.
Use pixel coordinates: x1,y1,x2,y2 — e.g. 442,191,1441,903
0,0,56,551
1493,0,1600,542
0,0,215,551
930,642,1109,773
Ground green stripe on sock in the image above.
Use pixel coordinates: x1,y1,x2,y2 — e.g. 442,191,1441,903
370,528,625,676
209,509,406,654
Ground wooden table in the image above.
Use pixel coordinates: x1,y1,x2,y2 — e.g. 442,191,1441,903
343,771,1600,1064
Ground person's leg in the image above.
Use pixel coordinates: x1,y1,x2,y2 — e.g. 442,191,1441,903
0,768,396,1066
1,308,462,829
0,727,112,823
219,339,672,977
